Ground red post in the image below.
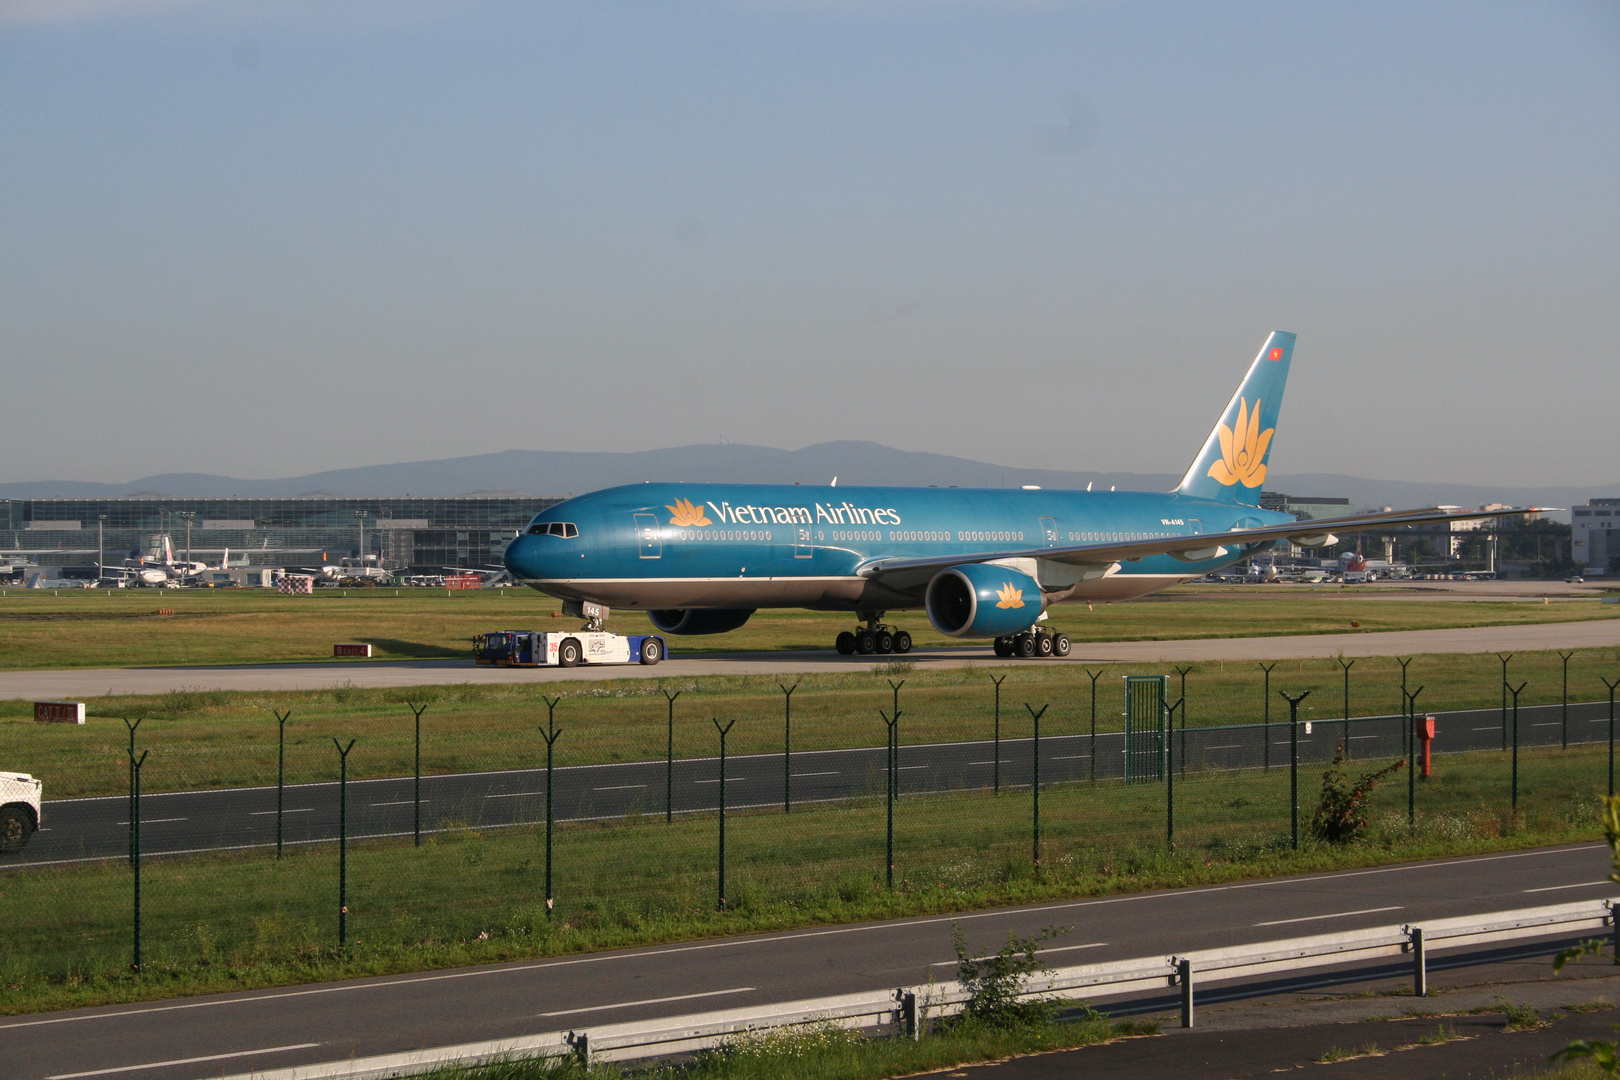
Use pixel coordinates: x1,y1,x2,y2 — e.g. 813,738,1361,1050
1419,716,1436,779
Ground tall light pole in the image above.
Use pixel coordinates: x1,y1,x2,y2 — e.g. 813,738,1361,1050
181,511,194,566
354,510,368,567
97,514,106,581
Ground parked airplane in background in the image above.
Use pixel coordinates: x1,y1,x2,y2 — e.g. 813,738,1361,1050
106,536,232,586
505,333,1537,658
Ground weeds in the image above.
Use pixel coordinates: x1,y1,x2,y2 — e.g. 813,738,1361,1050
1494,996,1546,1031
1311,746,1404,844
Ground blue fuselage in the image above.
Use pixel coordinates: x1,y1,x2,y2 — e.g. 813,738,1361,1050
504,482,1292,613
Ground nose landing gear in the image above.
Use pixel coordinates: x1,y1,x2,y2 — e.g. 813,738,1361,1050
992,628,1070,659
834,612,913,656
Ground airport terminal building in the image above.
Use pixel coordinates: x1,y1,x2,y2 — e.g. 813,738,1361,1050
0,495,559,577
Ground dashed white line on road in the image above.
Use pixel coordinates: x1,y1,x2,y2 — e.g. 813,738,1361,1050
931,942,1107,967
114,818,185,825
250,808,314,816
1524,881,1612,893
538,987,756,1018
897,765,928,771
47,1043,322,1079
792,771,839,777
485,791,545,799
694,778,747,784
592,784,647,791
370,800,426,807
1254,906,1403,927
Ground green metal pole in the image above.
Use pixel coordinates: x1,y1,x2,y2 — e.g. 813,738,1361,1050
1604,678,1620,800
1174,666,1191,778
781,682,797,813
128,748,147,971
713,718,736,910
883,709,900,889
274,711,290,858
1405,687,1422,831
541,697,562,917
1027,703,1047,876
1560,651,1574,750
125,717,141,866
409,703,426,847
333,738,356,946
1497,653,1513,752
1259,663,1276,771
1086,669,1101,782
662,690,680,824
990,675,1005,793
1166,697,1181,848
1338,658,1356,759
1282,691,1311,849
1509,682,1527,812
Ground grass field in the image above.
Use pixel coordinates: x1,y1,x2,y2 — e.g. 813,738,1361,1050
3,645,1617,797
0,738,1605,1015
0,583,1615,670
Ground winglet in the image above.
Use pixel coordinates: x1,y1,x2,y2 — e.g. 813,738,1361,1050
1176,332,1294,506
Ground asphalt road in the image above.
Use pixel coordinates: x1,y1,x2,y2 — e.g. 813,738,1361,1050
12,700,1615,866
3,842,1613,1080
0,615,1616,699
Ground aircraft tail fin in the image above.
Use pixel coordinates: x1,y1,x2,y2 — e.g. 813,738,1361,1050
1176,331,1295,506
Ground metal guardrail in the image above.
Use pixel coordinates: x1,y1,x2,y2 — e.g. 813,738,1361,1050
222,898,1618,1080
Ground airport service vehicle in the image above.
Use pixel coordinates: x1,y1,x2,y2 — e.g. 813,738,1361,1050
474,629,666,668
504,331,1541,658
0,772,43,853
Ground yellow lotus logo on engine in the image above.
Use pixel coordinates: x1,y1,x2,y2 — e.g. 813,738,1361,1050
995,584,1025,609
666,498,712,527
1207,396,1273,488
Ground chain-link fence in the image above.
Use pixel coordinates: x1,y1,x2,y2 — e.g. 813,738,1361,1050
3,650,1618,994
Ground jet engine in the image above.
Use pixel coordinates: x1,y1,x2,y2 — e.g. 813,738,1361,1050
924,564,1043,638
647,609,756,635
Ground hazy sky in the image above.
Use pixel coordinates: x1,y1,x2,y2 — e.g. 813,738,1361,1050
3,1,1617,487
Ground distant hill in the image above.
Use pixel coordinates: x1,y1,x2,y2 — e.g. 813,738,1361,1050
2,442,1612,517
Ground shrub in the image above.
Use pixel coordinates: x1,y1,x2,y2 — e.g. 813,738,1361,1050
1310,746,1404,844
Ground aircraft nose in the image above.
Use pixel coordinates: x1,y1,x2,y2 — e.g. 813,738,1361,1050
504,534,547,581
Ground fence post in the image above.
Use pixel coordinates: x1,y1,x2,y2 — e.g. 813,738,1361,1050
541,697,563,918
332,738,356,946
128,746,148,971
1337,657,1356,759
1410,926,1427,996
1178,957,1194,1028
1085,669,1102,782
888,679,905,803
1166,697,1182,848
1281,691,1311,849
408,702,426,847
1404,687,1423,832
1027,703,1048,877
273,710,291,858
1173,666,1191,776
1396,656,1412,722
662,690,680,824
780,682,798,813
124,717,142,866
1560,651,1574,750
990,675,1006,793
882,708,900,890
1508,681,1527,812
1497,653,1514,752
713,718,736,910
1604,677,1619,800
1259,663,1276,771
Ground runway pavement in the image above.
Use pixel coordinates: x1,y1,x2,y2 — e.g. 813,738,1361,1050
0,616,1617,699
10,699,1613,866
3,842,1613,1080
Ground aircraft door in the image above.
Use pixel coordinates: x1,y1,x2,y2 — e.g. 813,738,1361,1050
1187,519,1203,536
794,525,812,558
1039,517,1058,547
633,513,662,559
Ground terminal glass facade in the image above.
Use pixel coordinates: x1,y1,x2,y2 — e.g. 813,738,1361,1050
0,496,559,574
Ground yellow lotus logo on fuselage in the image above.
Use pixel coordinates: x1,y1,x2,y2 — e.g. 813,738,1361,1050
995,584,1025,609
1207,396,1273,488
666,498,712,527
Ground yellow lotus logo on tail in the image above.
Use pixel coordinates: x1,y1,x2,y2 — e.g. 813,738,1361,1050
995,583,1025,609
666,498,712,527
1207,396,1273,488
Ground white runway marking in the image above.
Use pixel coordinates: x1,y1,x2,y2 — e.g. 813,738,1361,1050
592,785,646,791
1254,906,1403,927
369,800,425,807
250,808,313,815
792,771,839,778
485,791,545,798
694,777,746,784
1524,881,1612,893
114,818,185,825
539,987,755,1017
47,1043,322,1079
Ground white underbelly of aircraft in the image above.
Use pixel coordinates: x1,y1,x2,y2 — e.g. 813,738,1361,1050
529,576,870,609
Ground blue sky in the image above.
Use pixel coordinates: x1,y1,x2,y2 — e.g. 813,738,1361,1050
3,1,1617,487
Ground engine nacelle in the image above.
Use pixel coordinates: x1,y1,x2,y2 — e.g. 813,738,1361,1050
924,564,1043,639
646,609,756,635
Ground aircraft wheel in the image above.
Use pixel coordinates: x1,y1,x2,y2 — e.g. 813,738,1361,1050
1034,632,1055,658
638,637,663,665
1012,633,1037,658
855,629,878,655
892,630,912,654
558,638,582,667
835,631,857,655
993,637,1013,658
1051,633,1071,658
874,630,894,654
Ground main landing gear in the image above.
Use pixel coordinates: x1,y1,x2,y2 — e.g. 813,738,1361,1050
993,628,1071,660
835,612,913,656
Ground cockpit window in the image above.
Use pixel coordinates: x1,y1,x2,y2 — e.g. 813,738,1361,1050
527,522,578,538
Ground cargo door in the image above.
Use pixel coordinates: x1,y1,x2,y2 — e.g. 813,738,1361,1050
633,513,661,559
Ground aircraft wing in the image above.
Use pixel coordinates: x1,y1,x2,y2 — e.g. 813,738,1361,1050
857,505,1546,592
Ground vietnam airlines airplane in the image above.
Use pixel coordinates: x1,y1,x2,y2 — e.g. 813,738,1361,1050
504,332,1533,659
